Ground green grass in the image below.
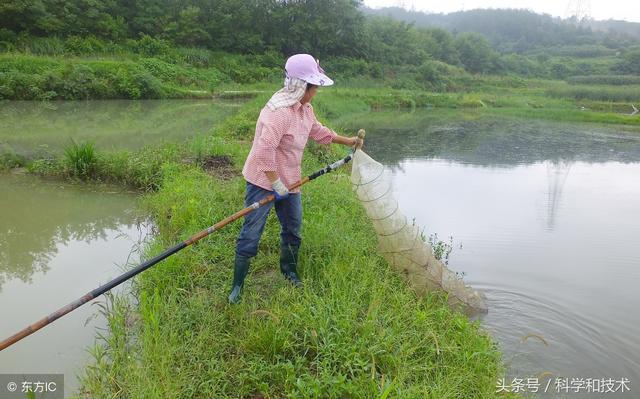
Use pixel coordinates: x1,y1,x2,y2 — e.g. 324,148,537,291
78,166,508,398
0,35,289,100
0,53,231,100
25,96,269,190
313,85,640,128
38,138,177,187
60,95,517,398
31,141,180,190
485,106,640,126
64,140,97,179
546,83,640,102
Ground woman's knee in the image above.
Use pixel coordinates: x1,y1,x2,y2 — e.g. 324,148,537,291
236,221,263,257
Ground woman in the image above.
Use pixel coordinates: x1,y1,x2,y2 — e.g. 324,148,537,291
229,53,363,304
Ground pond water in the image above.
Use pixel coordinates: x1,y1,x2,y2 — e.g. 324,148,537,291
0,99,242,156
346,111,640,397
0,173,149,397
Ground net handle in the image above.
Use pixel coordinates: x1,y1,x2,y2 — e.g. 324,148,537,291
354,129,366,151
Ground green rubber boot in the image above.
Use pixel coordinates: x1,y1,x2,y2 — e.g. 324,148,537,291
280,243,302,288
228,255,250,304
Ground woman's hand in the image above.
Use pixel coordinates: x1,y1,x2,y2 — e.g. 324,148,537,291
333,134,364,149
264,171,289,200
271,178,289,200
347,135,364,149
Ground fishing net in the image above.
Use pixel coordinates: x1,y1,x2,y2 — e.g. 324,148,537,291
350,149,488,315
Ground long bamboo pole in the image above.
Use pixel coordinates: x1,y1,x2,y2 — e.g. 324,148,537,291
0,130,365,352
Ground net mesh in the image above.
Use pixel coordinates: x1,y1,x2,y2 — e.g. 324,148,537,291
350,149,488,315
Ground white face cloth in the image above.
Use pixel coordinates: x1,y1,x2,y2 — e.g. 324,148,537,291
266,75,307,110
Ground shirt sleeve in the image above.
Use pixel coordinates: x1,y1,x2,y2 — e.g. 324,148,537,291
254,109,286,172
309,109,337,145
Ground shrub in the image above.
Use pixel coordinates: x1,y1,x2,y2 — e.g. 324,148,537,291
176,47,212,67
0,71,48,100
322,57,375,79
64,35,108,55
547,84,640,102
64,140,97,179
0,151,27,169
416,60,468,91
60,64,95,99
209,52,279,84
128,34,172,58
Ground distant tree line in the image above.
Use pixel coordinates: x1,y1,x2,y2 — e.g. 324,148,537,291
363,7,640,53
0,0,505,73
0,1,638,78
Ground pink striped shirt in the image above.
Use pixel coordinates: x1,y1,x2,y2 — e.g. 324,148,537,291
242,101,337,193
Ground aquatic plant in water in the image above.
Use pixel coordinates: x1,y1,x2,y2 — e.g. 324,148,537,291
64,139,96,179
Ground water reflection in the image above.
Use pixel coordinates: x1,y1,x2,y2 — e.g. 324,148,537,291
0,173,148,397
0,99,242,156
345,110,640,232
0,173,141,290
344,112,640,167
545,161,571,230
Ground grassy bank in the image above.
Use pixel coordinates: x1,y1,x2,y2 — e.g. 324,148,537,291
0,52,247,100
313,85,640,128
16,95,513,397
0,36,284,100
2,38,638,130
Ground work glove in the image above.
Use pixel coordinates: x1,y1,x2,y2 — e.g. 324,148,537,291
271,178,289,201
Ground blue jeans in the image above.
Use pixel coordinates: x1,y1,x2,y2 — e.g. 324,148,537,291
235,182,302,258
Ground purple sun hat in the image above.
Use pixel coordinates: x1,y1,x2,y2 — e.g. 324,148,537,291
285,54,334,86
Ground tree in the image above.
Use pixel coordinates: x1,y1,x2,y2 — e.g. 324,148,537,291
274,0,366,58
454,32,497,73
614,48,640,74
0,0,49,35
163,5,210,47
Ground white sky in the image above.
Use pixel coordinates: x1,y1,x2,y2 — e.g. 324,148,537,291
362,0,640,23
